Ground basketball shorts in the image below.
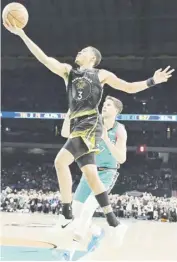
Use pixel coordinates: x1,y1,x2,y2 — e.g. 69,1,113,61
74,169,119,203
63,113,103,160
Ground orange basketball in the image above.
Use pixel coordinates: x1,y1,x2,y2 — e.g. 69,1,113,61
2,2,29,29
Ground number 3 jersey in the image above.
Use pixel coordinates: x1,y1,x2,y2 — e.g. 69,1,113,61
67,68,103,119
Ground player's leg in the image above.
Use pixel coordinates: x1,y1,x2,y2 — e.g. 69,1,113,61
72,176,99,239
54,139,76,219
82,170,127,250
71,168,114,237
54,148,74,215
73,170,119,237
55,134,119,227
77,153,119,228
98,170,128,247
54,137,93,220
62,178,93,261
63,178,101,261
70,170,120,257
63,170,119,260
72,176,92,218
72,170,114,233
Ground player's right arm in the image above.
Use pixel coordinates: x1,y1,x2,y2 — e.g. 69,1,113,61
61,110,71,138
3,19,72,80
99,67,174,93
102,124,127,164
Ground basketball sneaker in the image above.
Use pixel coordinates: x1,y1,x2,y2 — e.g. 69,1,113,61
61,227,105,261
87,228,105,253
107,223,128,248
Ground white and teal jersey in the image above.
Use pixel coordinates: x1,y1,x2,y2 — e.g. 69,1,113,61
96,121,120,169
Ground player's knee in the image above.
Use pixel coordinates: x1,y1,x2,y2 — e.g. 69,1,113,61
54,155,62,169
82,165,99,187
54,150,73,170
54,156,68,170
86,174,101,189
85,176,95,188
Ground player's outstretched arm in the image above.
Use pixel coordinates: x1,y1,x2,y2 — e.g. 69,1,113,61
61,110,71,138
3,19,71,80
100,67,175,93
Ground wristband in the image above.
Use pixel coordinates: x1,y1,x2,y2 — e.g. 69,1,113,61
146,77,156,88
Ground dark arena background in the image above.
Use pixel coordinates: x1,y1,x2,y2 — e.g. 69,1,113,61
1,0,177,261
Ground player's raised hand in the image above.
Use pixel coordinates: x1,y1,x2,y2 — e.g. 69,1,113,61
101,126,109,142
153,66,175,84
3,19,24,36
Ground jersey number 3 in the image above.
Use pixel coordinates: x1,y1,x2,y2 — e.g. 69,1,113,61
77,91,83,100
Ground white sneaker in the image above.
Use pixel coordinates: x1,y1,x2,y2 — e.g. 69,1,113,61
73,222,100,243
52,214,74,230
51,215,74,249
107,223,128,248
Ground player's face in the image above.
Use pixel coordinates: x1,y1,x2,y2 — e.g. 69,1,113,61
75,47,95,66
102,99,118,118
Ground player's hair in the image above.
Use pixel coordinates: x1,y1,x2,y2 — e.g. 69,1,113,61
89,46,102,67
106,96,123,114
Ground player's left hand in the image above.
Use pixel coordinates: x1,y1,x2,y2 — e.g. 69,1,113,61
101,126,109,142
153,66,175,84
3,18,24,37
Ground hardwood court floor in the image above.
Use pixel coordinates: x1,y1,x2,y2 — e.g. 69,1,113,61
1,212,177,261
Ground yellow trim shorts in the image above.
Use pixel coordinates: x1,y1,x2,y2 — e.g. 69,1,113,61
63,113,103,160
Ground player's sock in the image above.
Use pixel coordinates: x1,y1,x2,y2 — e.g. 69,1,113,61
62,203,73,219
72,200,84,218
73,208,92,240
72,197,99,239
95,191,119,227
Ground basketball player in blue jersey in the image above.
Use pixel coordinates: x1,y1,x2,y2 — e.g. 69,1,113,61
60,96,127,259
4,20,174,230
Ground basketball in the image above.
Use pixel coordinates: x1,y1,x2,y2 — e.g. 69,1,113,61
2,2,29,29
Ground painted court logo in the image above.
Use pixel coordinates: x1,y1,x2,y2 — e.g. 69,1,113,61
1,236,86,261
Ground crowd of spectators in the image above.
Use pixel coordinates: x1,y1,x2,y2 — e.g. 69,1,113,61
1,161,58,192
1,152,177,222
1,188,177,222
99,193,177,222
1,187,61,215
1,153,177,194
1,160,176,193
1,155,81,192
